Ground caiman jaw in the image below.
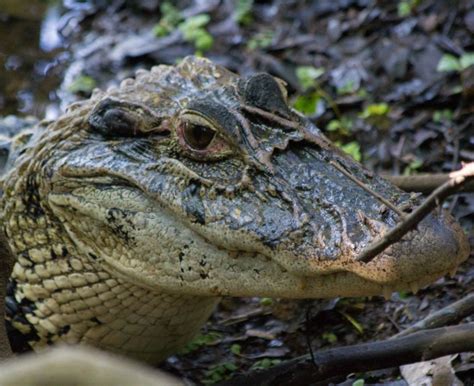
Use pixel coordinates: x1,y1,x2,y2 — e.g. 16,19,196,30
178,202,469,300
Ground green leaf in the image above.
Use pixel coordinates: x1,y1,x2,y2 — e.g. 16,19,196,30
180,331,223,354
460,52,474,69
397,290,410,299
153,25,168,37
179,14,210,38
68,75,96,94
160,2,181,23
433,109,453,122
360,103,390,119
194,30,214,51
296,66,325,91
235,0,253,25
178,14,213,52
337,80,357,95
352,379,365,386
398,0,421,16
247,31,274,50
437,54,461,72
152,2,182,37
250,358,281,371
337,141,362,162
293,93,320,115
357,88,368,98
322,332,338,343
327,120,343,132
326,117,352,136
230,344,241,355
339,311,364,334
224,363,238,371
204,362,238,384
260,297,274,306
403,159,423,176
398,2,411,17
450,85,463,94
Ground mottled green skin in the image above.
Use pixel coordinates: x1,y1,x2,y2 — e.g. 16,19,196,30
0,57,469,363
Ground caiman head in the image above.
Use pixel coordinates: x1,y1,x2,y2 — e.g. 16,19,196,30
4,57,469,299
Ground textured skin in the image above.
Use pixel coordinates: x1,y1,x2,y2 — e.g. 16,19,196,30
0,57,469,363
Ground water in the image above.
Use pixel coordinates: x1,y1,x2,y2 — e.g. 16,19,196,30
0,0,67,118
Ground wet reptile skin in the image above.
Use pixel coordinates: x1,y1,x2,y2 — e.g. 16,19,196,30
0,57,469,363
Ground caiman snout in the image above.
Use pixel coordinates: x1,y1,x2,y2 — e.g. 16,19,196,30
259,140,470,294
340,213,469,288
259,204,470,299
49,57,469,300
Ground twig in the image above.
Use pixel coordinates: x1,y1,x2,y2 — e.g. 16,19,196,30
219,323,474,386
356,162,474,263
331,161,405,217
448,120,462,213
304,306,316,364
386,173,474,194
394,293,474,338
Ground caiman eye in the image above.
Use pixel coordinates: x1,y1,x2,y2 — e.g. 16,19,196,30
183,122,216,150
178,110,233,161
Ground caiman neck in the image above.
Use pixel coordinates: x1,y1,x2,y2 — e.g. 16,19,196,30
2,181,217,363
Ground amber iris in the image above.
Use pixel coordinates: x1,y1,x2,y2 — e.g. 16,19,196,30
183,122,216,150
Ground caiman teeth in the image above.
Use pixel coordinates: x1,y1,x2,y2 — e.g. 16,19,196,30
409,281,419,294
449,266,458,278
382,286,393,300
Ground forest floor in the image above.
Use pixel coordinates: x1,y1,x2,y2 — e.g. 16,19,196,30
1,0,473,385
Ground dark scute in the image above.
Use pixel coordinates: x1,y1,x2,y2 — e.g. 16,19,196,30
6,281,38,353
88,98,138,137
183,183,206,224
239,73,291,118
186,100,241,139
57,325,71,336
0,139,11,173
6,319,36,353
88,99,116,134
103,109,137,136
5,296,18,316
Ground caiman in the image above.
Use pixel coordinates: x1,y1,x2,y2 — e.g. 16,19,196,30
0,57,469,363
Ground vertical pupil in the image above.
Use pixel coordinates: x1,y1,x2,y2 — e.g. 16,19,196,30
184,123,215,150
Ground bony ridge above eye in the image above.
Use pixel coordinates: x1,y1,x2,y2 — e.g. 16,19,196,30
88,98,163,137
102,109,138,136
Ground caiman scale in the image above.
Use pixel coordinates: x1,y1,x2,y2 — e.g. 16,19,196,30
0,57,469,363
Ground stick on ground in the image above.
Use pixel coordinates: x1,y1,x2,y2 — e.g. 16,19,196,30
394,293,474,338
219,322,474,386
386,173,474,194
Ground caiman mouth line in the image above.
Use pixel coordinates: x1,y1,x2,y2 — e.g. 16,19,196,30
57,161,468,296
60,191,463,300
100,239,462,300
